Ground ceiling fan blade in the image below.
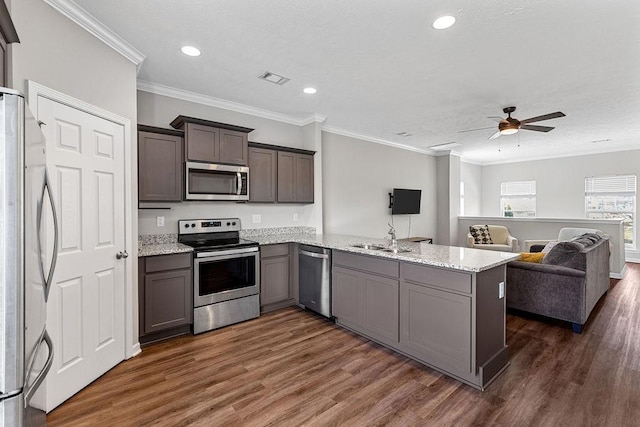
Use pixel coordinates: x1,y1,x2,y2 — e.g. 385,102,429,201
458,126,496,133
520,124,555,132
488,130,501,140
487,116,504,123
520,111,566,124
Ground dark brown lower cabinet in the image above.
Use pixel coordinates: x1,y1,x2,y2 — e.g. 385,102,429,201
139,253,193,344
332,254,400,345
260,244,293,311
331,250,509,390
399,281,471,374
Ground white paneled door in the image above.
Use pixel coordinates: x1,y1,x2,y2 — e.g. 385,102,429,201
37,96,126,411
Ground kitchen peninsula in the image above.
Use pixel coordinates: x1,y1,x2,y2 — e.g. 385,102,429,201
139,231,519,390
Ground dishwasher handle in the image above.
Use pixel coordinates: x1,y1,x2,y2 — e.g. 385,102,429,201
299,249,330,260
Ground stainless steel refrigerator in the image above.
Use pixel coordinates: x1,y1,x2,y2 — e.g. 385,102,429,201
1,87,56,426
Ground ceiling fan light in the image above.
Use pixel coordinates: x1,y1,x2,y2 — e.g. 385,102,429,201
500,128,518,135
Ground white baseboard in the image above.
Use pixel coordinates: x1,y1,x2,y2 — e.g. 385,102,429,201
129,342,142,359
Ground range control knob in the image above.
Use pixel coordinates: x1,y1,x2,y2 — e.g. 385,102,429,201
227,222,231,226
191,223,196,228
184,224,190,228
232,222,237,226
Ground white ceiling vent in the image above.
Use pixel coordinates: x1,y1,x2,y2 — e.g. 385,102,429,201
258,71,290,85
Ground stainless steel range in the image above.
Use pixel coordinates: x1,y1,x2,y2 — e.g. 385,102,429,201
178,218,260,334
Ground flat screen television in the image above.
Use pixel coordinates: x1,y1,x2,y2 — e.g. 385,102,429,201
391,188,421,215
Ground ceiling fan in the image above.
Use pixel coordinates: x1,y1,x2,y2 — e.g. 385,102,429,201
460,106,566,140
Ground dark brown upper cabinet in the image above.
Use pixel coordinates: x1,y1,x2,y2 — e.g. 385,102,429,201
138,125,184,202
248,146,277,202
170,115,253,166
0,1,20,87
278,151,314,203
249,142,314,204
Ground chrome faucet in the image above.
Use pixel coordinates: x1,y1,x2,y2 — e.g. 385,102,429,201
388,223,398,249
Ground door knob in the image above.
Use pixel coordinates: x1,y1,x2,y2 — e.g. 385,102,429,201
116,251,129,259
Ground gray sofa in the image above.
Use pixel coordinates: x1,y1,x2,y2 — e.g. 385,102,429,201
506,234,610,333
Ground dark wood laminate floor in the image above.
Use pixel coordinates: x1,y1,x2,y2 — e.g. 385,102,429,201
48,264,640,426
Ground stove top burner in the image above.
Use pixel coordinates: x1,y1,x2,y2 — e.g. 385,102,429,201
181,237,258,252
177,218,257,253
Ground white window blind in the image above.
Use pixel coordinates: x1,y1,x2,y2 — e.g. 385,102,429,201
500,180,536,217
501,181,536,196
585,174,636,248
585,175,637,193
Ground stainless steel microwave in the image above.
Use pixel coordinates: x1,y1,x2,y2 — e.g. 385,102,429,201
185,162,249,201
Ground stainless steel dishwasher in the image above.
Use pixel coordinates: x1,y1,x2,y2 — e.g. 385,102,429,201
298,245,332,318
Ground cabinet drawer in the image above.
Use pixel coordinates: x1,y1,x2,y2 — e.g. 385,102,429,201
333,251,399,278
402,263,471,294
261,244,289,258
145,253,192,273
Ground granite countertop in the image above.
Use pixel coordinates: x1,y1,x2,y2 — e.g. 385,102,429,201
138,242,193,257
137,230,519,271
248,233,520,273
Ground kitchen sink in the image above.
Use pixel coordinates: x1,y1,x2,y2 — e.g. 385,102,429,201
350,243,386,250
379,248,412,254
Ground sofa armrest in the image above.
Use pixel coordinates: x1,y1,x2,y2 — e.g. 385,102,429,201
507,260,586,278
524,239,554,251
507,235,519,252
467,234,475,248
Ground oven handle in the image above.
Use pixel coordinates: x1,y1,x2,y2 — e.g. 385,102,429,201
195,246,259,258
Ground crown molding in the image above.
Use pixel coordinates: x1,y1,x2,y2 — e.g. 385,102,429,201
300,114,327,126
136,80,321,126
44,0,145,68
322,126,435,155
477,145,640,166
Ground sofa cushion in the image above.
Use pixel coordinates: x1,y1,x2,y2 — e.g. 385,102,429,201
470,225,493,244
542,241,560,253
519,252,545,263
570,233,602,248
542,241,585,270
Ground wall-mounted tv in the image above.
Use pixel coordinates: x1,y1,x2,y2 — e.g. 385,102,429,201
390,188,422,215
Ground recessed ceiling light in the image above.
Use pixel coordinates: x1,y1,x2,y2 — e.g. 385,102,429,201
432,15,456,30
303,87,317,94
396,132,412,137
258,71,290,85
181,46,201,57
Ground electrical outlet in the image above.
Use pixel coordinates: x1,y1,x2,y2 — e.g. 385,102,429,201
156,216,165,227
293,213,299,222
252,214,262,224
498,281,505,299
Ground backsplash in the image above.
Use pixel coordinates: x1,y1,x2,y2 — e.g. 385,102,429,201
138,234,178,245
241,226,316,237
138,227,317,246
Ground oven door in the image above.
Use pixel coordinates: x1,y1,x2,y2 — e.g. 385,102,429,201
185,162,249,201
194,248,259,307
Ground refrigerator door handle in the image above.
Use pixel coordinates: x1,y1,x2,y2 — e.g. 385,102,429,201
23,329,54,405
37,169,59,303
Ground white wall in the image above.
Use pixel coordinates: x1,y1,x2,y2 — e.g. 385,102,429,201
461,161,482,216
481,150,640,218
10,0,137,131
322,131,437,240
136,90,322,235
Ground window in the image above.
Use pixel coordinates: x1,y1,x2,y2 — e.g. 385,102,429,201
585,175,636,248
500,181,536,217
